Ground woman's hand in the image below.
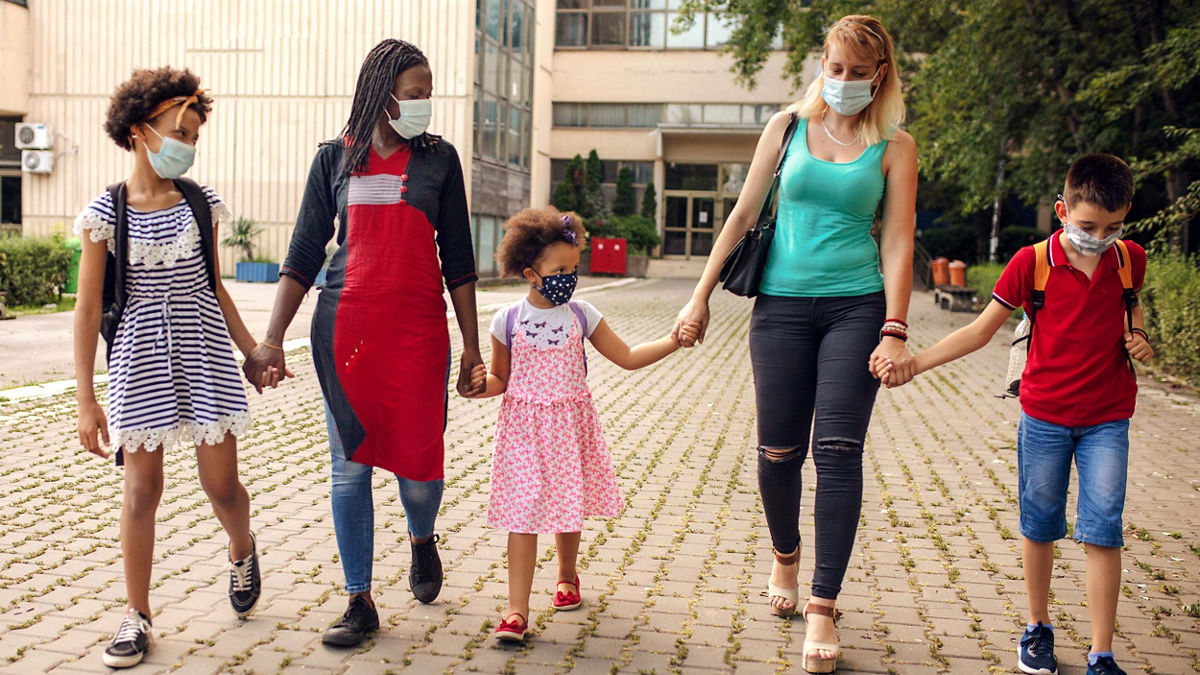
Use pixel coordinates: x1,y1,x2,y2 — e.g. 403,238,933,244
457,348,486,397
869,337,914,388
77,400,110,459
243,344,290,394
673,297,710,347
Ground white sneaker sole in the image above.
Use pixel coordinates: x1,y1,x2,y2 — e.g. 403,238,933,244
1018,659,1057,675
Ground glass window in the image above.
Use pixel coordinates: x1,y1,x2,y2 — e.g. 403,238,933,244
663,230,687,255
551,159,569,183
665,11,704,48
705,12,734,47
632,0,667,7
703,104,741,124
629,11,666,47
557,0,586,7
593,0,626,5
475,215,498,276
507,55,522,99
553,103,587,127
589,104,627,127
556,12,588,46
721,163,748,193
591,11,627,46
624,161,654,184
665,104,702,124
0,176,20,224
508,1,527,50
484,0,504,42
626,103,662,127
666,163,717,190
480,97,500,160
507,107,523,166
484,42,501,94
743,104,779,125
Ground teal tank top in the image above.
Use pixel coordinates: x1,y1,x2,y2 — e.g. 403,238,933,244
759,117,888,297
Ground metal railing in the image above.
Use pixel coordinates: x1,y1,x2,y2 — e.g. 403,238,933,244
913,239,934,290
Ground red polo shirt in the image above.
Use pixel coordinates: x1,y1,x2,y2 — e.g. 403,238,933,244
992,230,1145,427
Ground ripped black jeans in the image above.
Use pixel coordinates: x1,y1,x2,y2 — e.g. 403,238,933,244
749,291,885,600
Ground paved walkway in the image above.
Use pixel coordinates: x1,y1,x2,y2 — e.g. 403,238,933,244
0,278,1197,674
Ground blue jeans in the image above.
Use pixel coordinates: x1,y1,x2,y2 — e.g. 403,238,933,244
1017,411,1130,548
325,403,444,594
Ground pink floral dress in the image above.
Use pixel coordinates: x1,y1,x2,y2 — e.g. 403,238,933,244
487,313,624,533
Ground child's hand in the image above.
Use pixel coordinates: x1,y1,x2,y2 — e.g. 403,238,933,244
676,321,702,348
77,400,110,459
466,363,488,397
1125,331,1153,362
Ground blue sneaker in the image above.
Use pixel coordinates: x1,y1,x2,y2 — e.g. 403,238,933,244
1018,622,1058,675
1086,655,1126,675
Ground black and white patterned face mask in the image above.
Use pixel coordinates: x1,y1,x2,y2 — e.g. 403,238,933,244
533,270,578,306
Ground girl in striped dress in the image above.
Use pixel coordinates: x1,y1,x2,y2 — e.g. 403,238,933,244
72,67,272,668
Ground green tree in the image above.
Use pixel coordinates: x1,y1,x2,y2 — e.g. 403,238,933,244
641,181,658,219
551,180,576,212
579,149,607,218
678,0,1200,253
612,167,636,216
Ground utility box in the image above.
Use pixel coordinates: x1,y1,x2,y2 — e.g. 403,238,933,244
589,237,627,275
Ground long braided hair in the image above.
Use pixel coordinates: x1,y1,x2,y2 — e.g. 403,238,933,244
339,39,439,176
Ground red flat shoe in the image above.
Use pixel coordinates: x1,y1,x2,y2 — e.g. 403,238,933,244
553,575,582,610
494,612,527,642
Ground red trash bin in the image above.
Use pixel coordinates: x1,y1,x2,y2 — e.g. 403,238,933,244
590,237,627,275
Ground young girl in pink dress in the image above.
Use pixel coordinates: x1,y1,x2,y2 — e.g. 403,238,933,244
469,207,699,642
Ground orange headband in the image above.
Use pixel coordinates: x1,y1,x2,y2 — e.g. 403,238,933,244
146,90,205,128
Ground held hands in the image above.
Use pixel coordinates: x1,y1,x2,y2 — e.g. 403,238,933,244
242,342,294,394
77,400,111,459
457,348,487,398
869,337,915,389
672,298,710,347
1125,331,1154,363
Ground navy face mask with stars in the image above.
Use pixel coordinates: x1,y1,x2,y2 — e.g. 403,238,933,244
533,270,578,306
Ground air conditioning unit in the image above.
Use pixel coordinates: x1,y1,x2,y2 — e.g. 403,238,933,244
22,150,54,174
15,123,54,150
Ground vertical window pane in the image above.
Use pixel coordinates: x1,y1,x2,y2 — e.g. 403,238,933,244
484,42,501,94
556,13,588,46
551,159,569,183
591,11,627,46
601,160,619,182
484,0,503,41
703,104,741,124
665,11,704,48
553,103,587,127
589,103,626,126
744,104,779,125
629,11,666,48
625,161,654,184
481,97,500,160
0,176,20,224
507,55,522,99
626,103,662,126
508,107,523,166
665,103,702,124
706,13,734,47
632,0,667,7
557,0,586,6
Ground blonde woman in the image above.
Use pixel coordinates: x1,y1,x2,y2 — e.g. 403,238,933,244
673,15,917,673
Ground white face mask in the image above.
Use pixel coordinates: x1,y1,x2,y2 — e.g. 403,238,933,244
1060,198,1123,256
387,95,432,139
821,68,879,116
144,125,196,179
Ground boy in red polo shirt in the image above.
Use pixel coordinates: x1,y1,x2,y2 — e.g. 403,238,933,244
877,154,1153,675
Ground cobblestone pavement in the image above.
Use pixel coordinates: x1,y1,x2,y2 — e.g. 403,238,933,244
0,278,1197,674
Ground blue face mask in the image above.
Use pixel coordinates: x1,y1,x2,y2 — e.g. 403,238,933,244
533,270,578,306
145,125,196,179
821,69,879,116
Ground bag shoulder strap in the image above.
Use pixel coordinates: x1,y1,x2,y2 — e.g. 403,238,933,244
504,303,521,349
174,177,217,293
754,114,800,230
1032,239,1051,293
1113,239,1134,291
105,182,128,309
567,300,589,375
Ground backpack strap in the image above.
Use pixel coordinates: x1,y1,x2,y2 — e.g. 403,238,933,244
104,182,129,313
174,177,217,293
567,300,589,375
1113,239,1139,376
1022,238,1052,353
504,303,521,350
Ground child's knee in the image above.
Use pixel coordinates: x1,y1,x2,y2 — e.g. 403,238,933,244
203,480,246,508
125,479,163,514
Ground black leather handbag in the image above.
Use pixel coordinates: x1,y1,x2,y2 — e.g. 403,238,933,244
718,113,799,297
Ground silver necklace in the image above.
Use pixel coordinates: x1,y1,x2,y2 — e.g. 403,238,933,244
821,112,862,147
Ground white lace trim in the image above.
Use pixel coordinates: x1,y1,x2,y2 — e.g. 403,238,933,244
75,209,116,254
112,409,252,453
211,201,234,229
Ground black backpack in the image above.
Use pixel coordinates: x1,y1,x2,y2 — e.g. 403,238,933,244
100,178,217,361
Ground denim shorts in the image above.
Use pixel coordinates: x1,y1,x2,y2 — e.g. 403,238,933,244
1017,411,1130,548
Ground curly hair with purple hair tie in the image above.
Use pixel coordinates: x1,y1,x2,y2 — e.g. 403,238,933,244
496,208,589,277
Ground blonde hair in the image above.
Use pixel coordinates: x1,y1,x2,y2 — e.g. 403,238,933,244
787,15,905,146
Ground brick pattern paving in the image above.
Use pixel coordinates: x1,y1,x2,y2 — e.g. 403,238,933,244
0,278,1197,674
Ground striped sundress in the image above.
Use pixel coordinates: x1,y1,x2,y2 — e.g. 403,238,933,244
74,185,251,455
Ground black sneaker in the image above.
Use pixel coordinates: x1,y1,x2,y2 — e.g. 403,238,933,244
1087,655,1127,675
229,532,261,618
1018,622,1058,675
322,595,379,647
410,534,443,604
103,609,153,668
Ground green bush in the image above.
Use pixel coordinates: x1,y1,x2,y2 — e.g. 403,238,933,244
612,214,661,255
0,235,72,306
966,261,1021,317
920,223,978,263
1142,254,1200,385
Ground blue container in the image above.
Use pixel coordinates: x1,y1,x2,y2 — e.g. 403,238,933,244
235,261,280,283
